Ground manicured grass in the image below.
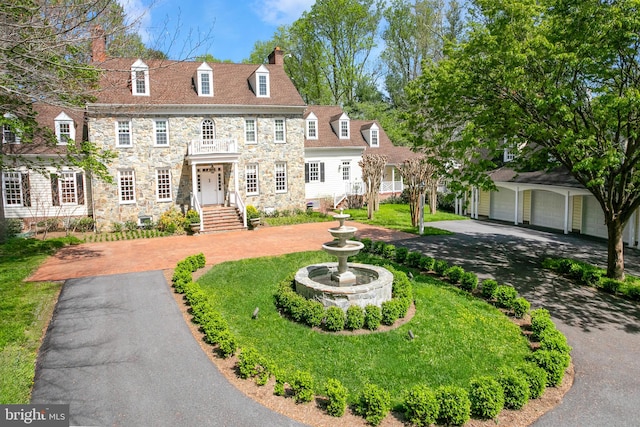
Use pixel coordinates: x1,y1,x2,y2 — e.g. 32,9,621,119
0,238,72,403
198,251,531,406
343,203,467,235
262,211,334,227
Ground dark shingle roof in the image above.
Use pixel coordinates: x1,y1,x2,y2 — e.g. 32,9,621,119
489,166,585,189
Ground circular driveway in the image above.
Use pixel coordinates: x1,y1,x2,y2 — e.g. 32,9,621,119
30,220,640,426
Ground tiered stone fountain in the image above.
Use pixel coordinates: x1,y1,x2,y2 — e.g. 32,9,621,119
294,211,393,310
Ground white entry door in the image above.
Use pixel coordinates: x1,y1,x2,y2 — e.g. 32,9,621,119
197,165,224,205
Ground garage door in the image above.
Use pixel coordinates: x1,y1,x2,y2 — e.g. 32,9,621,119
490,188,516,222
582,196,608,239
530,190,565,231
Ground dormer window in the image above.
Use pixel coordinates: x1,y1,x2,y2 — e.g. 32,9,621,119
54,112,75,145
197,63,213,97
2,113,20,144
504,148,516,162
362,123,379,147
331,112,350,140
306,113,318,139
131,59,149,96
250,65,270,98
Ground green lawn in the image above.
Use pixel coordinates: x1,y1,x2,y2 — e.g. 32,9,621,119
0,238,76,403
198,251,531,406
343,203,467,235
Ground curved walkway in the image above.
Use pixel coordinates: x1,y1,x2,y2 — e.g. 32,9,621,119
30,220,640,426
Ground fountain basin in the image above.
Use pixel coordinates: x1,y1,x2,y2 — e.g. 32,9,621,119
294,263,393,311
322,240,364,258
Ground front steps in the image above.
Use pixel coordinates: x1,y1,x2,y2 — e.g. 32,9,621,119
200,206,245,233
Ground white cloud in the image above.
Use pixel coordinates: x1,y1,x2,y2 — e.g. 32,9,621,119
118,0,153,43
254,0,315,26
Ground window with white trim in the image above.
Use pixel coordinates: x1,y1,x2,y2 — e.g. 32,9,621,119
2,125,19,144
156,168,172,201
307,118,317,139
305,162,325,183
274,118,285,143
197,63,213,97
342,161,350,181
246,164,258,195
154,119,169,146
504,148,516,162
340,119,349,139
258,75,267,96
275,162,287,193
3,172,24,206
370,129,379,147
131,59,149,96
245,118,256,144
202,119,215,141
118,170,136,204
55,112,75,145
50,171,84,206
116,120,132,147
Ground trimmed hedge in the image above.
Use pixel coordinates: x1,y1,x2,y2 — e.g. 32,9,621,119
528,349,571,386
445,266,465,284
530,308,554,341
494,285,518,309
498,369,529,410
512,297,531,318
460,272,479,292
481,279,498,299
345,305,365,330
518,363,548,399
435,385,471,426
364,304,382,330
290,370,314,404
325,306,346,332
324,378,347,417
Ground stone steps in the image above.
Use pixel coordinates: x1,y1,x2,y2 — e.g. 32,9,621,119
201,206,245,233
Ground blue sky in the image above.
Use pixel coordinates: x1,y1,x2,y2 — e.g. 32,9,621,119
121,0,315,62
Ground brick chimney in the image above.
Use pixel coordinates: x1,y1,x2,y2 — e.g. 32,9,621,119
91,26,107,63
268,46,284,65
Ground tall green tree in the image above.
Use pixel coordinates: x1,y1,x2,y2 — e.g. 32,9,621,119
407,0,640,280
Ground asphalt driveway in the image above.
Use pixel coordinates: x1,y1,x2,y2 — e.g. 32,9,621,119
30,220,640,426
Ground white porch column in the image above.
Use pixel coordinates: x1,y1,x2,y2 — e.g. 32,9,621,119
191,163,198,207
564,191,570,234
474,188,479,219
392,167,396,192
234,160,239,199
514,187,519,225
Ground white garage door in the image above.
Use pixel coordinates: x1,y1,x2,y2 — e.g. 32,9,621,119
582,196,608,239
531,191,565,231
490,188,516,222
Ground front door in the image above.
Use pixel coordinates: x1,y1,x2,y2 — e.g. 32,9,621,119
197,165,224,205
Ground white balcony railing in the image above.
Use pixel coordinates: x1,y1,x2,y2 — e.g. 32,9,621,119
188,138,237,156
380,180,404,193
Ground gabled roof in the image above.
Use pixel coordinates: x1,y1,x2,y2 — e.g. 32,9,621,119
92,58,305,107
303,105,418,165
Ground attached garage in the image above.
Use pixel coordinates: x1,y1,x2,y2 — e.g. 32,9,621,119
490,187,518,223
582,196,608,239
530,190,566,231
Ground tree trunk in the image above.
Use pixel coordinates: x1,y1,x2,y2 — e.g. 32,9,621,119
606,218,625,280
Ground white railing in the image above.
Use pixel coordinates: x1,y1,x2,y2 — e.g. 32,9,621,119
230,190,247,228
188,138,237,155
190,192,203,231
380,180,405,193
334,181,365,208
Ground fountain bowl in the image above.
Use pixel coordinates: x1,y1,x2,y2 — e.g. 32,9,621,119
294,263,393,311
322,240,364,258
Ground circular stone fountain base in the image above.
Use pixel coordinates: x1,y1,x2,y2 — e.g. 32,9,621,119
295,263,393,311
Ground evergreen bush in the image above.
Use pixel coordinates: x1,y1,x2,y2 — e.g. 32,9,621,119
435,385,471,426
528,349,571,386
381,300,400,326
395,246,409,263
539,328,572,354
303,300,325,328
364,305,382,330
468,376,504,419
481,279,498,299
383,244,396,260
345,305,365,330
406,251,423,268
512,297,531,318
419,256,435,271
498,369,529,410
517,363,548,399
355,383,391,426
445,266,465,284
530,308,554,341
403,384,439,427
433,259,449,276
460,272,479,292
290,370,314,404
324,378,347,417
494,285,518,309
324,306,345,331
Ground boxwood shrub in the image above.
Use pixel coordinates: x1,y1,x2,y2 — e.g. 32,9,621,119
216,330,237,358
539,328,572,354
324,306,346,331
419,255,435,272
498,369,529,410
512,297,531,319
237,347,271,385
373,241,386,255
433,259,449,276
355,383,391,426
494,285,518,309
345,305,365,330
381,300,401,326
383,243,396,260
481,279,498,299
518,363,548,399
303,300,325,328
528,349,571,386
289,370,314,404
460,272,479,292
406,251,423,268
395,246,409,264
324,378,347,417
364,304,382,330
403,384,439,427
468,376,504,420
435,385,471,426
361,238,373,253
530,308,554,341
445,266,465,284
